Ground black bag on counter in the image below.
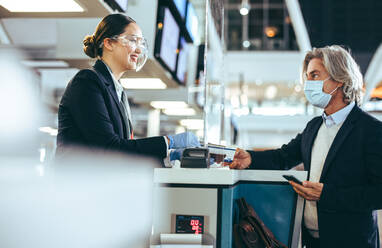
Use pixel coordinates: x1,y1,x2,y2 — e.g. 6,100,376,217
233,198,288,248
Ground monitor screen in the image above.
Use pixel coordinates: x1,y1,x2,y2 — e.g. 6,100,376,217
115,0,128,11
173,0,187,19
104,0,128,12
176,37,190,84
160,8,180,72
175,215,204,234
186,2,198,41
195,45,205,108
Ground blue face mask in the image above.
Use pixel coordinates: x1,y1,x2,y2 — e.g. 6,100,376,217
304,78,339,109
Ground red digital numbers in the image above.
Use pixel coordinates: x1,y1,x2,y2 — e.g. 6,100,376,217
190,219,201,234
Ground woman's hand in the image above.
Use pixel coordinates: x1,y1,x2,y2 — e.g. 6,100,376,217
167,132,200,149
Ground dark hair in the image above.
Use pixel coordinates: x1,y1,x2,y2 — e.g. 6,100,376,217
83,13,136,58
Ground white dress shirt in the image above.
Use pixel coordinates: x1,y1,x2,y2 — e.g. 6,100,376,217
322,102,355,127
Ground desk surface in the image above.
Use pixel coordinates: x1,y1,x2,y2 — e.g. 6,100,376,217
154,168,307,185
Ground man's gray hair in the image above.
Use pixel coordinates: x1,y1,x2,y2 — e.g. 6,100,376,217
302,45,364,105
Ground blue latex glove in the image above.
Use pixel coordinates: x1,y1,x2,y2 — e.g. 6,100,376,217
167,132,200,149
209,157,215,165
170,149,184,161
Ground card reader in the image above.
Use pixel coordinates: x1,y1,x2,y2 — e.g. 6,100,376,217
180,148,209,168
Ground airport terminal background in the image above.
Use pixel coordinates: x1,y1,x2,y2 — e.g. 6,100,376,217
1,0,382,247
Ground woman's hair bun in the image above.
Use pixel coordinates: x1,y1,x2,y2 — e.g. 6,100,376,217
83,35,97,58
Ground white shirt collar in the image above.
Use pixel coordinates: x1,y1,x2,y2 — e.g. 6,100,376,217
322,102,355,127
102,60,123,100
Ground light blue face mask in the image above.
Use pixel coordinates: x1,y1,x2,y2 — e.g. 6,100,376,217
304,78,339,109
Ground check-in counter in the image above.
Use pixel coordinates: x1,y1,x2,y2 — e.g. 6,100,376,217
150,168,308,248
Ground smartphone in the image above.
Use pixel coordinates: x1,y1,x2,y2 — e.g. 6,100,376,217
282,175,303,185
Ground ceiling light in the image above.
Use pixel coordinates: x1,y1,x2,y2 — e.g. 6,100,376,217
21,60,69,68
120,78,167,89
239,0,250,16
163,108,196,116
294,84,302,92
39,148,46,163
39,126,58,136
265,85,278,99
265,26,278,38
0,0,84,12
242,40,251,48
240,94,248,106
239,7,249,16
150,101,188,109
39,127,53,133
179,119,204,130
230,96,240,108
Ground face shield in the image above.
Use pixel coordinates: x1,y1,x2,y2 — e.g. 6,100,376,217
113,34,148,72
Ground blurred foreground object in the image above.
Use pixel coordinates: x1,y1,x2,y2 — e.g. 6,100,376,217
0,150,158,248
0,46,42,157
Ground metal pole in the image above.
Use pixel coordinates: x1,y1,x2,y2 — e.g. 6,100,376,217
203,0,209,147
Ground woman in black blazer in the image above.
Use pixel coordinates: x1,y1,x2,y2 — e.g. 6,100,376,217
56,14,199,159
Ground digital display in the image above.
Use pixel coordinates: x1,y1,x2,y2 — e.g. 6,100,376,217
195,45,205,108
173,0,187,19
160,8,180,72
176,37,190,84
176,215,204,234
186,2,198,41
104,0,128,12
115,0,128,11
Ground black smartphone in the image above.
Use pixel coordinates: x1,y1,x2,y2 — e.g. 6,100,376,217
282,175,303,185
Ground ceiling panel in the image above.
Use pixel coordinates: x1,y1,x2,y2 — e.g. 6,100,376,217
0,0,112,18
2,18,56,46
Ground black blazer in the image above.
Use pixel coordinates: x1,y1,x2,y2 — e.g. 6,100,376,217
248,105,382,248
56,60,167,159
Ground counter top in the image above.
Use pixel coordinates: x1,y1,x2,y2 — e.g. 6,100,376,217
154,168,307,185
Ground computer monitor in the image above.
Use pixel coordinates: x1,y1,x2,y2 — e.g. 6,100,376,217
104,0,128,12
155,7,180,74
175,37,190,85
173,0,187,19
186,2,198,42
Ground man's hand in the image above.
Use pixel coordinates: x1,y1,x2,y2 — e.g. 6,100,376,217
290,181,324,201
227,148,252,170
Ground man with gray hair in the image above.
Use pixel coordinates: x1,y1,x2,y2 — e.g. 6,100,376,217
229,45,382,248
